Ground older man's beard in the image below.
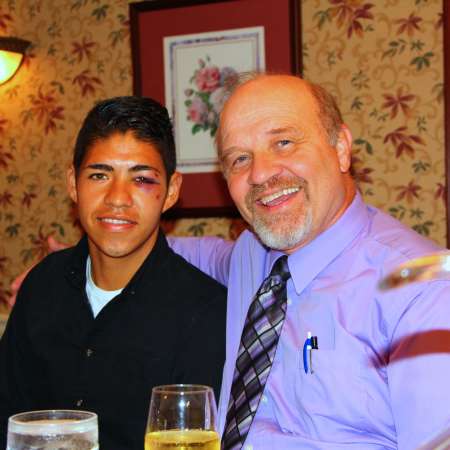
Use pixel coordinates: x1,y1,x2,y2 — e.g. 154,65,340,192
245,175,312,251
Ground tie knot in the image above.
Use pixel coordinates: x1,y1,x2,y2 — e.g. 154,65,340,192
270,255,291,282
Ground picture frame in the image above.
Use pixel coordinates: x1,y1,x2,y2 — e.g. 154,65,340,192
130,0,302,217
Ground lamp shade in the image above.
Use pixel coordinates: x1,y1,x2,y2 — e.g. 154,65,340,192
0,37,31,85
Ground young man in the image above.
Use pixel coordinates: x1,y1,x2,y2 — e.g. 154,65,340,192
0,97,226,450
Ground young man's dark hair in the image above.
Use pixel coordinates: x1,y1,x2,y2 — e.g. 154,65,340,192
0,96,226,450
73,96,176,178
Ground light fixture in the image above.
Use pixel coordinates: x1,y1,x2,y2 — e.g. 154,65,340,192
0,37,31,85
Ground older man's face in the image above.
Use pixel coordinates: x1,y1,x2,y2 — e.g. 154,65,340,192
218,75,354,253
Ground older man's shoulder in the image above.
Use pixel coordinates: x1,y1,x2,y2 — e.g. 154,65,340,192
365,203,442,261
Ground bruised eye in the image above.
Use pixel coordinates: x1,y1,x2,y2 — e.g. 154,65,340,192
134,176,159,185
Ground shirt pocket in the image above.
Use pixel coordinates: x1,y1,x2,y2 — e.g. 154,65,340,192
293,339,367,434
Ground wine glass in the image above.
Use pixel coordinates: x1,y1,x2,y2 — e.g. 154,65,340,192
7,409,98,450
378,252,450,290
145,384,219,450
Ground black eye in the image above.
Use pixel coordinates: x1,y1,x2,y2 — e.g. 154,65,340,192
135,176,158,185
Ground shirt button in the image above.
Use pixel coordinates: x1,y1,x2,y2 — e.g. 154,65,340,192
287,298,292,306
86,348,93,357
76,399,83,407
244,445,253,450
261,395,268,404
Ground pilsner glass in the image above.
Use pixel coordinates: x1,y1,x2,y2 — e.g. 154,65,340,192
145,384,219,450
7,410,98,450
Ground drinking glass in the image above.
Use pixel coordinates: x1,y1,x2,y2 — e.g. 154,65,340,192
7,410,98,450
145,384,219,450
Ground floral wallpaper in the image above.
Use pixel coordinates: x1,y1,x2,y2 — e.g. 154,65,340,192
303,0,445,241
0,0,445,313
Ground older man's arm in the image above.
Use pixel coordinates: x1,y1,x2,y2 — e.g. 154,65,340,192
8,235,234,307
167,236,234,287
387,281,450,449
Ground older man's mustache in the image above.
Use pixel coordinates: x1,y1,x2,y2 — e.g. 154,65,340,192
245,175,309,210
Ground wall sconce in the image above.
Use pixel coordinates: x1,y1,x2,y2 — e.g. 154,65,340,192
0,37,31,85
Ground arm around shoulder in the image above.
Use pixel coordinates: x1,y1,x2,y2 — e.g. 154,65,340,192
167,236,234,286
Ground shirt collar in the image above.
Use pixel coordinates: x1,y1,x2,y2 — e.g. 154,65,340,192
67,229,170,292
266,191,368,295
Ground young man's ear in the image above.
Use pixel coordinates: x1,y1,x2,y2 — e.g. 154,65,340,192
335,125,353,174
66,165,78,204
162,171,182,213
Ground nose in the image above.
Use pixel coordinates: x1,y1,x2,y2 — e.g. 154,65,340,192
104,178,132,208
248,152,282,186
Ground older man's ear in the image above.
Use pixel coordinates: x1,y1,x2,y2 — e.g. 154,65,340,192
335,125,353,174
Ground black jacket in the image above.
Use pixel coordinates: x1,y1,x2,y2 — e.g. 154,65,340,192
0,231,226,450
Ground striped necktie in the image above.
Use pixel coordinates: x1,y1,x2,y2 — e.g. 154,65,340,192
222,255,291,450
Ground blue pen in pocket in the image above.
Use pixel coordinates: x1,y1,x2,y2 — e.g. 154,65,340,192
303,331,318,374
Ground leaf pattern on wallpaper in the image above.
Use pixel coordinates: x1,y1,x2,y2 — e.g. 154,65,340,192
303,0,444,249
0,0,445,311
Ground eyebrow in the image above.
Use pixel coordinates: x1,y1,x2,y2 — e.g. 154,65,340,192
267,126,301,135
220,126,303,158
218,146,241,163
85,163,161,174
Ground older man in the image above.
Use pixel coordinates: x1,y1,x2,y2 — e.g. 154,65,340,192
169,73,450,450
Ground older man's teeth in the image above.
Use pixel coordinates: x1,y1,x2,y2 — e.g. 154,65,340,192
100,218,132,224
260,187,299,205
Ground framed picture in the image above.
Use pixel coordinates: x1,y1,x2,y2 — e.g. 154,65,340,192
130,0,302,217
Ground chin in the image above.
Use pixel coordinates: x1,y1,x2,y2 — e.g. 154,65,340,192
253,210,313,251
256,229,307,251
97,243,134,259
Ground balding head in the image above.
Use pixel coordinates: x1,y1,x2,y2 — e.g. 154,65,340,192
216,73,343,154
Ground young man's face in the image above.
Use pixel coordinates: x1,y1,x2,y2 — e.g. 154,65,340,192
67,131,181,266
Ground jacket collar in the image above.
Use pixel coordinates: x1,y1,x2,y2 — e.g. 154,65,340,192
65,230,172,292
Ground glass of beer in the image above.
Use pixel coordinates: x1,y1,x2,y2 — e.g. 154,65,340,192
7,409,98,450
145,384,219,450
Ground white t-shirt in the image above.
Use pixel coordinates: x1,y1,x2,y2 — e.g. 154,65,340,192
85,256,123,318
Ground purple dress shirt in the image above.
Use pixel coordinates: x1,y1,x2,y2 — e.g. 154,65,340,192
170,192,450,449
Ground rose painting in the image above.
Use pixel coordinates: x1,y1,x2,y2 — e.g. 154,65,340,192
184,57,238,137
164,26,265,173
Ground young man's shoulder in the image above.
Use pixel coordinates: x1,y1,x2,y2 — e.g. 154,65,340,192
168,250,227,298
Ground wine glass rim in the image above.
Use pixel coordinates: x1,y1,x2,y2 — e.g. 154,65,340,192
8,409,98,434
152,384,213,394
